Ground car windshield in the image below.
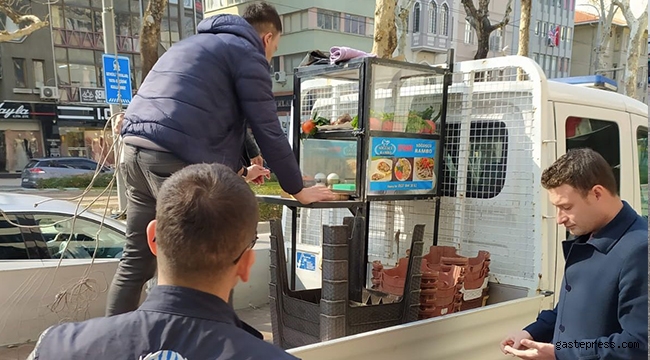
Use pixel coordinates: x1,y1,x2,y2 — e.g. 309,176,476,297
34,214,125,259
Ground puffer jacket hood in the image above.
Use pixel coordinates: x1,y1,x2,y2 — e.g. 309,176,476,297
197,14,265,55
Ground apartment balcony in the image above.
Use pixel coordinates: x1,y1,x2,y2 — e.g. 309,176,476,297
411,32,450,53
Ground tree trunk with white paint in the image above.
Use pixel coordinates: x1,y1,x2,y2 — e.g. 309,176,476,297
612,0,648,99
593,0,618,73
140,0,168,82
395,0,416,60
372,0,398,59
517,0,531,57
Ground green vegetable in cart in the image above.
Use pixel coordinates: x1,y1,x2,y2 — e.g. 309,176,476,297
351,115,359,129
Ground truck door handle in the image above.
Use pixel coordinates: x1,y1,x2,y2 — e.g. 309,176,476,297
539,290,554,297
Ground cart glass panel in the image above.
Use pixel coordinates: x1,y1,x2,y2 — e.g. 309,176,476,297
366,62,444,197
297,67,361,196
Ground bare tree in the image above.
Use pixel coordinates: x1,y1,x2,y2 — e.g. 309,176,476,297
590,0,618,73
140,0,168,82
461,0,513,59
0,0,48,43
611,0,647,99
372,0,398,58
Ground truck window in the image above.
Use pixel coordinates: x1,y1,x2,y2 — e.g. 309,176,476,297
565,117,620,193
442,121,508,199
637,127,648,218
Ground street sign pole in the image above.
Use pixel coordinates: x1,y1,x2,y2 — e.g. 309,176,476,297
102,0,127,214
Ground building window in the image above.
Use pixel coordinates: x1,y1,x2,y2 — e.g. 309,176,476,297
412,2,420,33
12,58,26,88
440,3,449,36
33,60,45,88
284,53,306,74
270,56,281,73
344,14,365,35
317,10,340,31
535,20,540,35
51,6,64,28
283,11,306,34
65,7,93,32
551,55,557,77
464,20,474,44
428,1,437,34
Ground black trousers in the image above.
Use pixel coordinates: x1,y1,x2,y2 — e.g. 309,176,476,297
105,144,187,316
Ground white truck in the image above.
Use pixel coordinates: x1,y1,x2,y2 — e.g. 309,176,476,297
279,55,647,360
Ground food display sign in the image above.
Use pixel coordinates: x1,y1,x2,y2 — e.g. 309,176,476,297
367,137,438,195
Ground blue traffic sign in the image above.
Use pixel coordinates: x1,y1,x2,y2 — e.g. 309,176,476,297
296,251,316,271
102,54,132,105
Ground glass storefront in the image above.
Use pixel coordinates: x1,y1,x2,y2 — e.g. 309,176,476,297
58,127,115,166
1,130,45,172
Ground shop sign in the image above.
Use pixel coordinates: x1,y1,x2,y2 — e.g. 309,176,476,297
0,102,30,119
275,95,293,112
57,105,112,122
80,88,107,104
0,101,56,120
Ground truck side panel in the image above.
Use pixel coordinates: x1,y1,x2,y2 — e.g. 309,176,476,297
288,296,544,360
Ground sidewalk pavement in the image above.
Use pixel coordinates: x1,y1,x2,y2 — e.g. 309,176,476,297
0,304,273,360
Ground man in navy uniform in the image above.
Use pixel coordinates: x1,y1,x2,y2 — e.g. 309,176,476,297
500,148,648,359
27,163,300,360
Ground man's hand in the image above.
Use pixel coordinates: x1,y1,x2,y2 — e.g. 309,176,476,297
250,155,264,167
245,164,270,184
293,185,337,204
501,330,533,354
503,339,555,360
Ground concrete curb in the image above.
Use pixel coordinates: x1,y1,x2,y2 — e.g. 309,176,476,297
257,221,270,234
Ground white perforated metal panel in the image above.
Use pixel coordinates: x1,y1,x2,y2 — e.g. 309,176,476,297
285,57,546,292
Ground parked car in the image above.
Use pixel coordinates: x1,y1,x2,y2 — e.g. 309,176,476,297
0,192,271,348
0,192,127,347
0,192,126,260
20,157,114,188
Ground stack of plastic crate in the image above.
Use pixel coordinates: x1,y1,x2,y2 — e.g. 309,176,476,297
423,246,491,311
417,260,465,319
370,256,464,319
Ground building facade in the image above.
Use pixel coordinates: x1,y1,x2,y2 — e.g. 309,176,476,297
509,0,575,79
0,0,203,174
570,11,628,83
204,0,376,134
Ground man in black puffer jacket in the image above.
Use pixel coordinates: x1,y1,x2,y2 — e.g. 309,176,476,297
107,1,335,316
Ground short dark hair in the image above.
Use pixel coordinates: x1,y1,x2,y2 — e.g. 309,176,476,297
155,163,259,278
242,1,282,34
541,148,618,196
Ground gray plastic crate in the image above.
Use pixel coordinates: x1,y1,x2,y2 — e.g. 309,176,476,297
268,217,425,349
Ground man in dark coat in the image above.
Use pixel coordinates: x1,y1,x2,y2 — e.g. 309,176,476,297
106,1,335,316
27,163,301,360
500,148,648,359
